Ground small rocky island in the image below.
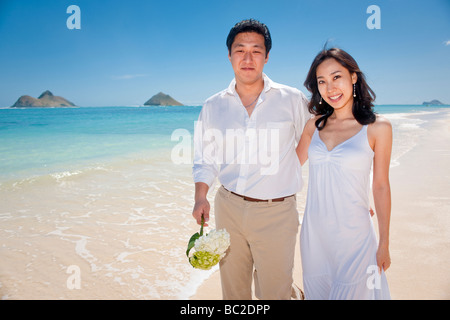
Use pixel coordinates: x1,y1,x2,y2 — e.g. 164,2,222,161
144,92,183,106
10,90,76,108
422,99,445,106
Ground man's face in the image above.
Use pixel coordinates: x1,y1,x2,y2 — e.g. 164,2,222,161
228,32,269,86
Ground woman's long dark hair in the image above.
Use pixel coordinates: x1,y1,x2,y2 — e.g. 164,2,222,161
304,47,376,130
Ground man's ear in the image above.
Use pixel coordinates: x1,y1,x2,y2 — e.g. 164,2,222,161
265,51,270,64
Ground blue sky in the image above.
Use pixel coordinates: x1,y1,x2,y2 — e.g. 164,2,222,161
0,0,449,107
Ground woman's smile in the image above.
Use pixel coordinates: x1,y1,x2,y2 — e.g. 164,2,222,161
328,93,343,102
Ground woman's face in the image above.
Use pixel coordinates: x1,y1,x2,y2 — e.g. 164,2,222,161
316,58,357,111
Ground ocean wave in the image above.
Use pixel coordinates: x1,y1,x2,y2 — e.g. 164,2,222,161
0,166,114,191
383,111,429,167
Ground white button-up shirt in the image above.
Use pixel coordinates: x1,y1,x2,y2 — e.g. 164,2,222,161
193,74,311,199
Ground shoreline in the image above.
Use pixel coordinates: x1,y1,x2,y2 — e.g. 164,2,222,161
0,107,448,300
190,109,450,300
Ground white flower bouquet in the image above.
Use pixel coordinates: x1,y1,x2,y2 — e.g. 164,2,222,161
186,216,230,270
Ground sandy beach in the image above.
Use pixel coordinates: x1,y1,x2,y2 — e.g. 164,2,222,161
191,109,450,300
0,107,449,300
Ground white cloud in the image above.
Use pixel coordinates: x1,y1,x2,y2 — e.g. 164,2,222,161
112,74,148,80
444,40,450,46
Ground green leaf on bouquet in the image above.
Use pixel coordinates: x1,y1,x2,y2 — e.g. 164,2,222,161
186,232,200,258
186,215,205,258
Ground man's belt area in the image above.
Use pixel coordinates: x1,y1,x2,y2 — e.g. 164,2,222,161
223,186,294,202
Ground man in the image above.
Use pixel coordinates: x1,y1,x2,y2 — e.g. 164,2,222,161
192,19,310,300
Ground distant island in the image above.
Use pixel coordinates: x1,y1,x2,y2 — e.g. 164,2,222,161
11,90,76,108
144,92,183,106
422,99,445,106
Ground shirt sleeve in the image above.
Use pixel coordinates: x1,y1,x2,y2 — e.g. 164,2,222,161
192,104,219,187
294,90,312,143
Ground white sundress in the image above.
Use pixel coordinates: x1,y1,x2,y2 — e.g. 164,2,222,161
300,125,391,300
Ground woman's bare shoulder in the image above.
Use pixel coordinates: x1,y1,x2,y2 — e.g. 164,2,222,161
370,114,392,132
367,114,393,147
304,115,319,136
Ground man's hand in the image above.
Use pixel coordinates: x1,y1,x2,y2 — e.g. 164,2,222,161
193,182,210,226
192,198,210,227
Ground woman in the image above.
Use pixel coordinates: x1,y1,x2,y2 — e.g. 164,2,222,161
296,48,392,299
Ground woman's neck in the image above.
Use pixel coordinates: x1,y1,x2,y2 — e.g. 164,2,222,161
329,103,354,122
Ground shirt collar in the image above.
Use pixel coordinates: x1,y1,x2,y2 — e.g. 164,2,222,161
223,73,282,97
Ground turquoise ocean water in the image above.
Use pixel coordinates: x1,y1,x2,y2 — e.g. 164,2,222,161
0,104,449,299
1,104,448,181
0,106,201,181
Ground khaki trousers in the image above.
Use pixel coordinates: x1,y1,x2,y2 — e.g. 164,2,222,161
214,185,299,300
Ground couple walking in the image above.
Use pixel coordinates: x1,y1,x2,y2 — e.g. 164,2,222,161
192,19,392,300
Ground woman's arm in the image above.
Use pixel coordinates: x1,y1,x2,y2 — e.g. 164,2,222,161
296,117,317,166
369,115,393,272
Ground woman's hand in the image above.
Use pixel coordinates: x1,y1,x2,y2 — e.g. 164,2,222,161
376,243,391,273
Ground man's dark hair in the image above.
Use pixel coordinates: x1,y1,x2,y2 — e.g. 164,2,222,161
226,19,272,56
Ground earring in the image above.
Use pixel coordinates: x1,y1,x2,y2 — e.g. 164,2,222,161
319,96,322,104
353,83,356,98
